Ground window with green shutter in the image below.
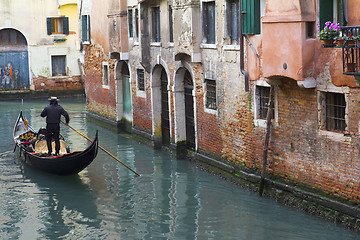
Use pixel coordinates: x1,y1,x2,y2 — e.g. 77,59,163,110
319,0,333,29
241,0,260,35
319,0,347,29
46,17,69,35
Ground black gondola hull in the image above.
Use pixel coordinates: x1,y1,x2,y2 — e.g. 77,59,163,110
14,111,98,175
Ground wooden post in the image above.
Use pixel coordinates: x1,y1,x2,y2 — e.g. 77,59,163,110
259,86,274,196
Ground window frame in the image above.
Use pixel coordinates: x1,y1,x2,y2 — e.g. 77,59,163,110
253,81,277,128
135,8,139,41
152,6,161,43
204,79,217,111
102,62,110,88
51,55,67,77
137,69,145,92
168,5,174,44
226,0,240,45
81,15,90,43
47,17,69,35
318,90,348,134
202,1,216,45
128,9,134,38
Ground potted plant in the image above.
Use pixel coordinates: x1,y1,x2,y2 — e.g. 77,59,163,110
318,21,340,47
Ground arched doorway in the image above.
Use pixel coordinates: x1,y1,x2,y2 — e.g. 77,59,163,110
152,64,170,146
160,68,170,145
115,61,132,125
0,28,29,90
184,70,195,149
174,66,196,150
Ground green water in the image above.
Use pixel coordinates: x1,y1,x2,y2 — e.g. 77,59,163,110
0,98,359,239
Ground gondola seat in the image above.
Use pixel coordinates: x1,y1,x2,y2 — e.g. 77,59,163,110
34,140,67,155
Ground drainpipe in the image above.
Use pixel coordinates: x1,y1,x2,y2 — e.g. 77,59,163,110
239,0,249,92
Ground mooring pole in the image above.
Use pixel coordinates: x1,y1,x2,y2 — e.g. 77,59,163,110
259,86,274,196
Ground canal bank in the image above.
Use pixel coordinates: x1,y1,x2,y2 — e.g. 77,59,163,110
0,89,85,101
87,111,360,232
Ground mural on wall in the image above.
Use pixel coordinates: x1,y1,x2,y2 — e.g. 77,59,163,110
0,62,20,89
0,52,29,90
0,29,29,90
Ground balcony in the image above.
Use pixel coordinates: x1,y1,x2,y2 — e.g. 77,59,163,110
341,26,360,76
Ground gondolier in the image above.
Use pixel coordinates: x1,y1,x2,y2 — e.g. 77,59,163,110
41,96,70,156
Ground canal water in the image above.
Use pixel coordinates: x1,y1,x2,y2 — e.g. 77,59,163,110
0,98,360,240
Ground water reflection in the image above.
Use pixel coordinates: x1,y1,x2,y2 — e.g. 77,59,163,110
18,162,102,239
1,99,360,239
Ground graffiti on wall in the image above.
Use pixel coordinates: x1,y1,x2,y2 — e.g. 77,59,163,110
0,62,21,90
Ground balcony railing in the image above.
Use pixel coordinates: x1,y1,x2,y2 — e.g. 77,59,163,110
341,26,360,75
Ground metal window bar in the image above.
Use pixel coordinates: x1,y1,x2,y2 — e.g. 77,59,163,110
137,69,145,91
325,92,346,132
206,79,217,110
340,26,360,75
257,86,274,120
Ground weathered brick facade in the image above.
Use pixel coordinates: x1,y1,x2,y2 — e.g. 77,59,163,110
82,0,360,213
83,44,117,121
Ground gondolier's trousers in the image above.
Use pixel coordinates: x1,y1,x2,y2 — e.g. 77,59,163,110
46,123,60,155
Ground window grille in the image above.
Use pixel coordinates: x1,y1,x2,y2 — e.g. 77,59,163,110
325,92,346,132
205,79,217,110
137,69,145,91
257,86,273,119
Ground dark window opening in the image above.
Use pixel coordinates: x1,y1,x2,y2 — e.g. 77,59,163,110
325,92,346,132
102,64,109,86
257,86,274,120
135,9,139,39
128,9,133,38
169,5,174,43
205,79,217,110
51,55,66,76
0,29,27,45
152,7,161,42
227,0,240,44
306,22,315,39
203,1,216,44
137,69,145,91
81,15,90,42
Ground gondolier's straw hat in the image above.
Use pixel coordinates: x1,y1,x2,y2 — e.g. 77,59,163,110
48,96,59,101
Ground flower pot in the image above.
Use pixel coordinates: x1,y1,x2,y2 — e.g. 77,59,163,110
337,39,345,47
322,39,335,48
346,40,356,47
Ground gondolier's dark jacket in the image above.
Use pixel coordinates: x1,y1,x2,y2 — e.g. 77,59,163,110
41,102,70,124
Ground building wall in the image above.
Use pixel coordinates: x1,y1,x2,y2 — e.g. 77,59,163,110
83,0,360,205
0,0,82,90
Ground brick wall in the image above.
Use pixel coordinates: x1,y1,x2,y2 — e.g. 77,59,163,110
220,79,360,202
83,44,116,120
33,76,83,91
132,71,152,134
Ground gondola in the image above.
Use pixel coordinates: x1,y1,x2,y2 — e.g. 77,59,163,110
13,111,98,175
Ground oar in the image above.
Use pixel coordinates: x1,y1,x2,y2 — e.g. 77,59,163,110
61,120,140,176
